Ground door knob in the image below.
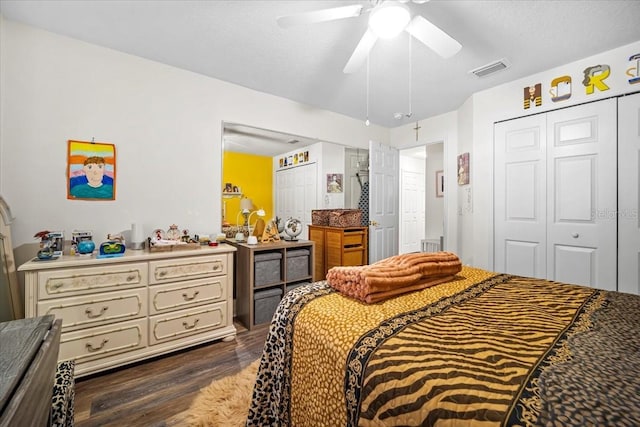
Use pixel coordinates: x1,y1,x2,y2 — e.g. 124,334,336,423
370,220,378,226
571,232,579,238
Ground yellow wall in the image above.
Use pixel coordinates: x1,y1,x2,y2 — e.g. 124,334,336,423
222,151,273,226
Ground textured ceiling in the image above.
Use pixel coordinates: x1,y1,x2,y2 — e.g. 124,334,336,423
2,0,640,130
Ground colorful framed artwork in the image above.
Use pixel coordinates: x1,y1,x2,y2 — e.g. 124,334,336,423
436,170,444,197
67,140,116,200
457,152,470,186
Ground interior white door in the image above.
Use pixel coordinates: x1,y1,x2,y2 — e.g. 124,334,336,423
494,114,547,278
618,92,640,295
400,169,424,254
369,141,399,263
275,163,317,240
546,99,616,290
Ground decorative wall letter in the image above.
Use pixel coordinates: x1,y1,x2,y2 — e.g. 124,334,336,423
523,83,542,109
627,54,640,85
582,64,610,94
550,76,572,102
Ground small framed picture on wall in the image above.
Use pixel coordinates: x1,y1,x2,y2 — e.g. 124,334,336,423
457,152,470,186
327,173,343,193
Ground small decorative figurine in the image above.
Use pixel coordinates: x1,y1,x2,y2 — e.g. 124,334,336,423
284,218,302,241
77,240,96,255
97,233,126,258
166,224,181,241
35,232,55,260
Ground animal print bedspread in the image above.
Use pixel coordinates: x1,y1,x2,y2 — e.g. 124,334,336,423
246,266,640,426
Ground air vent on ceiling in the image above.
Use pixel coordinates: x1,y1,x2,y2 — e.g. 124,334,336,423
287,139,299,144
469,58,510,78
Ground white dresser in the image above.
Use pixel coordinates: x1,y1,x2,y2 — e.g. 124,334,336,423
18,244,236,377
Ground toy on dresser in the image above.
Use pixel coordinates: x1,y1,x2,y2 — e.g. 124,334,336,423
97,233,126,258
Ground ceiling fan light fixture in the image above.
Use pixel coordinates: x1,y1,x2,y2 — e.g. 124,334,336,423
368,1,411,39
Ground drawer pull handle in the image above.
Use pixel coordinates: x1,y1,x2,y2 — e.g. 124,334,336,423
182,291,200,301
85,306,109,318
86,339,109,352
212,263,222,272
126,274,137,281
158,271,168,277
183,318,200,330
51,283,64,289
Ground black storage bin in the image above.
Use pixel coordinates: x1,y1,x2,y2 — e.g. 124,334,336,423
254,252,282,286
286,249,310,281
254,287,283,325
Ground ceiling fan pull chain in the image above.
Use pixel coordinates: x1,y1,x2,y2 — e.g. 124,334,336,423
408,34,413,118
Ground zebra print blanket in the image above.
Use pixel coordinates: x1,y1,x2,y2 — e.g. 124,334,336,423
247,266,640,426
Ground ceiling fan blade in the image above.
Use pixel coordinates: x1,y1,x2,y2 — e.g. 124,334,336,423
406,15,461,58
343,28,378,73
277,4,364,28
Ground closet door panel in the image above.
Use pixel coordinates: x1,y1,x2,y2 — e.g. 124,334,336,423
546,98,617,290
494,115,547,278
618,93,640,295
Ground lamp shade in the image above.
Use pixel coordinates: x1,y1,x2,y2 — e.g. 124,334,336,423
240,198,253,211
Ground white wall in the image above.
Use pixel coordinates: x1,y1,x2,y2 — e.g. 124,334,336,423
0,18,388,263
321,142,346,209
424,143,443,241
391,39,640,269
390,111,458,255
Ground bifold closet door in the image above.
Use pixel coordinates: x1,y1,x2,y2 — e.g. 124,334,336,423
494,114,547,278
618,92,640,295
545,99,616,290
495,98,617,291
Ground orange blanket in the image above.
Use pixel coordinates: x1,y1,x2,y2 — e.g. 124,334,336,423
326,251,462,303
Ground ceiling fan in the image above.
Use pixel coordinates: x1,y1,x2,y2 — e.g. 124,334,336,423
277,0,462,73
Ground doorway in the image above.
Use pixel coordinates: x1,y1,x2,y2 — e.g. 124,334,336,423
398,142,444,254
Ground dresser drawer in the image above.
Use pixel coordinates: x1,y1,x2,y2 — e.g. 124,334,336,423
149,255,226,284
37,263,147,300
342,231,365,246
59,318,147,363
37,288,147,332
149,302,227,345
343,248,365,266
149,276,227,315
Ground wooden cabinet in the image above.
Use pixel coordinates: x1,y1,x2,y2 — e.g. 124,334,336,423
308,225,368,281
227,240,314,330
18,245,236,377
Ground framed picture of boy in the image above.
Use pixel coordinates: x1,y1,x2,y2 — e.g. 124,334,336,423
67,140,116,200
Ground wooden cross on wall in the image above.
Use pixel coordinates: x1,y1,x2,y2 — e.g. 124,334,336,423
413,121,421,141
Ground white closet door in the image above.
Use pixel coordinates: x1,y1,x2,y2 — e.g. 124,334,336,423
618,93,640,295
495,99,617,290
494,114,547,278
546,99,617,290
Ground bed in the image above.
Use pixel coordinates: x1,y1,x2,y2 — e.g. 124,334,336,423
246,263,640,426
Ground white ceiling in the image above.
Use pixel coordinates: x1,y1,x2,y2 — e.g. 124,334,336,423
1,0,640,132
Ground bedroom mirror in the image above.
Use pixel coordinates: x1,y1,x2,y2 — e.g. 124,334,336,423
0,196,23,321
221,122,369,240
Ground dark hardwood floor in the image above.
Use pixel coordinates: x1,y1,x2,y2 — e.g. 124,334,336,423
73,321,270,426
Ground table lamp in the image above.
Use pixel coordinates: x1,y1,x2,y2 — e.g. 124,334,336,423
235,197,254,241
